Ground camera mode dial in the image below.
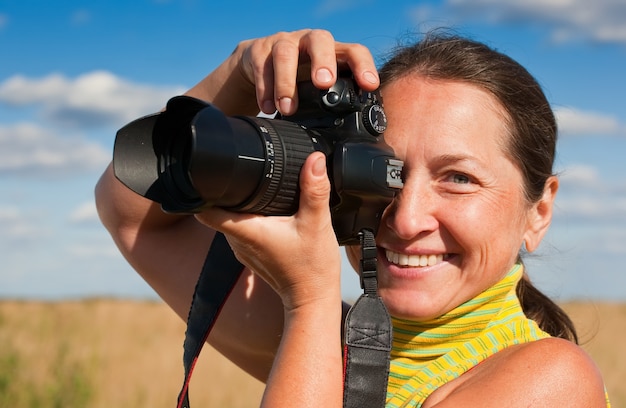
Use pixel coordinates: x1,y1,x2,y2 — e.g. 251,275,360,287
363,104,387,135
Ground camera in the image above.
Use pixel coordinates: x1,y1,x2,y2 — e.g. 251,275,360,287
113,76,403,245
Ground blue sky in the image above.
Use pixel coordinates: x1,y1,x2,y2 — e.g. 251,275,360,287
1,0,625,301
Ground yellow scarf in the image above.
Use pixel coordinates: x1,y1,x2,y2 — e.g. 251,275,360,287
385,264,550,407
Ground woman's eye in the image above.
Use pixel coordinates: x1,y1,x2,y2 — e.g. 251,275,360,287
450,173,471,184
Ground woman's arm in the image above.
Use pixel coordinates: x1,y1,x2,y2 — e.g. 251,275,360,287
95,28,379,388
95,162,284,381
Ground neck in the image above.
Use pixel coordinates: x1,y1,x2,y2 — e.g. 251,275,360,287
390,264,524,360
386,264,552,405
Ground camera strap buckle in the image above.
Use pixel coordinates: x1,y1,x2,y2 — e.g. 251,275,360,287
359,228,378,295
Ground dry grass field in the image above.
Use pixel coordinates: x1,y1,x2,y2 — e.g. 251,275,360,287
0,299,623,407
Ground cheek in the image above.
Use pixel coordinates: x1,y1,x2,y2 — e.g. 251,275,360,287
445,196,527,252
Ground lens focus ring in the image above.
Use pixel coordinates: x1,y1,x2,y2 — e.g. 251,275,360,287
236,118,317,215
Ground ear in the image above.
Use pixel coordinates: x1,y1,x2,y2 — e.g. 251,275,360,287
523,176,559,252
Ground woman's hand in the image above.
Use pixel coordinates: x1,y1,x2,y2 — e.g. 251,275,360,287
197,151,345,407
192,28,380,309
237,29,380,115
194,152,341,311
186,29,380,117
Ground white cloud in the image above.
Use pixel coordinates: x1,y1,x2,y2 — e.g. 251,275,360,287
554,178,626,221
422,0,626,45
68,201,99,224
556,195,626,220
0,122,110,177
596,226,626,254
558,164,600,187
0,206,20,223
553,164,626,221
65,242,121,258
0,71,186,129
0,205,51,243
0,13,8,30
555,106,625,137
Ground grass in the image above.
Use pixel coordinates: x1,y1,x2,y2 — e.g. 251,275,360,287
0,303,93,408
0,299,264,408
561,301,626,406
0,299,622,407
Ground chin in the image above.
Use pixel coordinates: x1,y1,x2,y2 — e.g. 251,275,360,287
379,288,448,321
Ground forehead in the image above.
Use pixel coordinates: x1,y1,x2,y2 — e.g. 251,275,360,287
380,76,511,160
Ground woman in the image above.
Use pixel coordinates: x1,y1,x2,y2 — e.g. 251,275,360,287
95,29,609,406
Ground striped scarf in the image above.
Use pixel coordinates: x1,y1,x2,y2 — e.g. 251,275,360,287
385,264,549,407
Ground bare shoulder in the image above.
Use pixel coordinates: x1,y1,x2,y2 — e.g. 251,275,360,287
426,338,607,407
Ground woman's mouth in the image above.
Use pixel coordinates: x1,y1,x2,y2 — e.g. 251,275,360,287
385,249,449,267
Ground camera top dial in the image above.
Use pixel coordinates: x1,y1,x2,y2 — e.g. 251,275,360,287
363,103,387,136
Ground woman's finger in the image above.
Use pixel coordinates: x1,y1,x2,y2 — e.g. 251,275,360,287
335,42,380,91
240,29,379,115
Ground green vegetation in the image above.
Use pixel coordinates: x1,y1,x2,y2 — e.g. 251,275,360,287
0,309,93,408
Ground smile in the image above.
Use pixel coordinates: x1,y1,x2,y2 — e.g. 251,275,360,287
385,250,447,267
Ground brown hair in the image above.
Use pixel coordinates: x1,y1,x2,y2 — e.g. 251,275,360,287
378,31,578,343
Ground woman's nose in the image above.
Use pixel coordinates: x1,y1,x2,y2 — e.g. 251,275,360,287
383,181,439,240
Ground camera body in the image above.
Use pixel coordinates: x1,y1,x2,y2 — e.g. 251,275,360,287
113,76,403,244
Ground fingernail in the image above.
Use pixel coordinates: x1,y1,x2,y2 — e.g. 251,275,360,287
363,71,378,84
262,100,276,114
278,97,293,113
312,155,326,176
316,68,333,83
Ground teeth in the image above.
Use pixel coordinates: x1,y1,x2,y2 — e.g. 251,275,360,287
386,250,444,267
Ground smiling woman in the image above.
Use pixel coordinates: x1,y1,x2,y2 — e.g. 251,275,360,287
353,76,541,322
96,28,610,407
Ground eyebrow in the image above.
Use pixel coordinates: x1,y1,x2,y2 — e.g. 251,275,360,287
432,154,484,167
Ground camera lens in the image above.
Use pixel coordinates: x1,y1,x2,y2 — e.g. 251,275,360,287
179,106,324,215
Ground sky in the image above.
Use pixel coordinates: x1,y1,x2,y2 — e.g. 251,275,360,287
0,0,625,301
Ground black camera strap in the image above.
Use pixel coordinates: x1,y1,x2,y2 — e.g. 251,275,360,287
176,232,244,408
176,230,391,408
342,229,391,408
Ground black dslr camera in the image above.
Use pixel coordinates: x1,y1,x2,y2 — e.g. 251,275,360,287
113,76,403,245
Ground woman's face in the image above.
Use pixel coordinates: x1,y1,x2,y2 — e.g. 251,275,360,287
349,76,543,320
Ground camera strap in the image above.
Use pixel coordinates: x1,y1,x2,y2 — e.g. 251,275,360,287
176,232,245,408
342,229,391,408
176,230,391,408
